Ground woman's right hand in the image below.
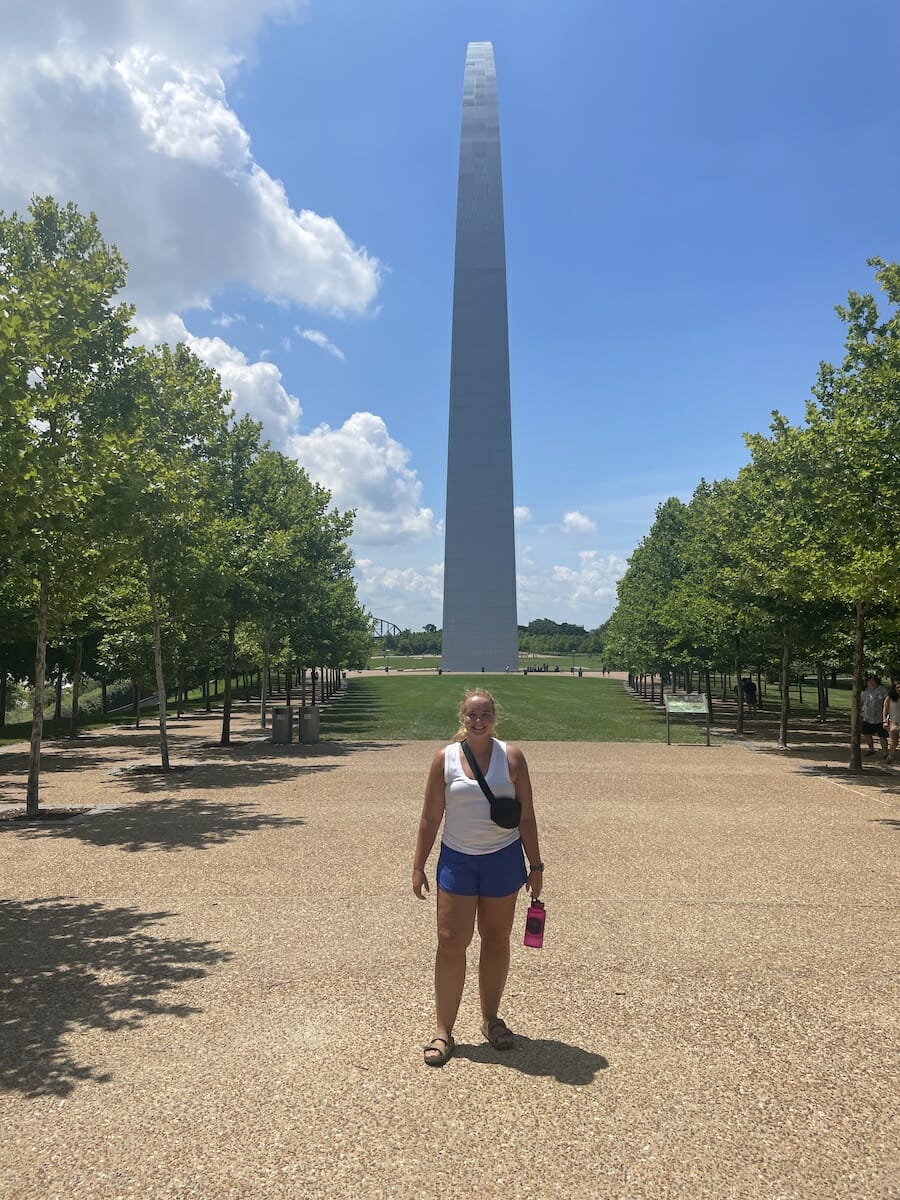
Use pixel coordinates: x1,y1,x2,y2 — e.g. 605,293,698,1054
412,868,430,899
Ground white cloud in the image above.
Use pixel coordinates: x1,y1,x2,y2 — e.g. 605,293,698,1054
213,313,245,328
4,2,304,65
354,560,443,621
350,542,627,631
514,506,532,526
298,328,347,362
288,412,440,545
134,314,301,440
562,510,597,534
517,550,626,626
0,1,380,319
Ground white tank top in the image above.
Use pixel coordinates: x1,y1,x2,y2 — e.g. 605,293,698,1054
442,738,521,855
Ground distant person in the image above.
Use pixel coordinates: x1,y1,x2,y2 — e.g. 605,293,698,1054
741,677,757,712
861,674,888,758
412,688,543,1067
883,681,900,764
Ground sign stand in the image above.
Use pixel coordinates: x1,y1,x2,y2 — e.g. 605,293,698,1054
663,692,711,745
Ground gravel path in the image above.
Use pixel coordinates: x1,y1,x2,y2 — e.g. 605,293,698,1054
1,710,897,1199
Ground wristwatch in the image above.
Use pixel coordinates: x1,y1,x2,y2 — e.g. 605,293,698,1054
529,862,544,872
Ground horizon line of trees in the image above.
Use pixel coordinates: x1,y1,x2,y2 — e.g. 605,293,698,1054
603,258,900,773
374,618,607,658
1,197,373,813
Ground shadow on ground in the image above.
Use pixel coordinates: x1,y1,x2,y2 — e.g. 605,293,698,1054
0,736,399,807
112,758,340,795
636,689,900,799
452,1035,609,1085
3,797,306,852
788,761,900,798
0,897,232,1097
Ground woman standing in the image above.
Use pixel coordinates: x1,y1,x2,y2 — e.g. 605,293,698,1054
883,681,900,764
412,688,543,1067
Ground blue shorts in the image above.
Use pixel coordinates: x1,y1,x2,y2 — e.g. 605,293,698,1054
437,839,527,898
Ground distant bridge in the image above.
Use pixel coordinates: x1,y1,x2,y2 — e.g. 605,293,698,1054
372,618,402,638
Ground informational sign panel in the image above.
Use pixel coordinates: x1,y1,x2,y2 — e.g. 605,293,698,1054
663,692,711,745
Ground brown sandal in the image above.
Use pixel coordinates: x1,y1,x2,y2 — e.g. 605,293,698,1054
483,1017,514,1050
423,1035,455,1067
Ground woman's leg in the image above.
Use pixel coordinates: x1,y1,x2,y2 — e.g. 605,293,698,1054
433,888,477,1042
476,891,518,1024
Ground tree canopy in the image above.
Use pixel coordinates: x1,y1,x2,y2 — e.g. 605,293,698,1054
605,259,900,769
0,198,372,808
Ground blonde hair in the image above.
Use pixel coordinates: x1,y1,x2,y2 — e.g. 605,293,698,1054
453,688,498,741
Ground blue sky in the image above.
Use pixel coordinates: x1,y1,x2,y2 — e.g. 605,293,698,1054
3,0,899,629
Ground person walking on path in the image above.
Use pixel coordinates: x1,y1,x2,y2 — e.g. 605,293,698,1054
861,674,889,758
882,681,900,764
412,688,543,1067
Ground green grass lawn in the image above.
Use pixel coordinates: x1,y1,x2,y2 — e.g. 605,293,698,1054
2,675,851,748
320,674,714,742
368,652,609,672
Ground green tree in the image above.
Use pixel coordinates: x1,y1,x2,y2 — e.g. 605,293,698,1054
801,260,900,769
0,197,132,812
110,343,231,768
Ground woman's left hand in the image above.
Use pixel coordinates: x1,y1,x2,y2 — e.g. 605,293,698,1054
526,869,543,899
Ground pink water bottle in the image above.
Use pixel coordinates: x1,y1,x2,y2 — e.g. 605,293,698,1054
524,899,545,949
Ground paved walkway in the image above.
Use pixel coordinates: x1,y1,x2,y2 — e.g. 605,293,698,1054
1,712,897,1199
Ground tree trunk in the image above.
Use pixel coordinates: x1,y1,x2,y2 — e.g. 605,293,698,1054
849,599,865,773
133,679,140,728
285,656,293,741
147,553,170,770
312,668,317,706
69,635,83,739
704,668,713,723
0,668,7,729
260,629,271,729
817,662,828,721
101,680,108,715
26,578,49,815
204,673,211,713
735,658,744,734
54,658,64,721
797,674,803,705
778,628,791,750
220,611,237,746
756,667,764,711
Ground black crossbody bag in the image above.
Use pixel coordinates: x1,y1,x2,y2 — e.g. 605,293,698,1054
460,739,522,829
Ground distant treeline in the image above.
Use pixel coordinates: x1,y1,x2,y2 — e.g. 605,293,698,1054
377,619,607,658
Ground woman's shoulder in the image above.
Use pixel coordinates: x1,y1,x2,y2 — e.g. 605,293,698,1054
502,741,526,767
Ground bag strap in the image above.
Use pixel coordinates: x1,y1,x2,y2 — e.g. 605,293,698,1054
460,739,497,804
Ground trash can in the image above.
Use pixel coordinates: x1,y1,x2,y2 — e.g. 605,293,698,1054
272,706,292,744
299,707,320,744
